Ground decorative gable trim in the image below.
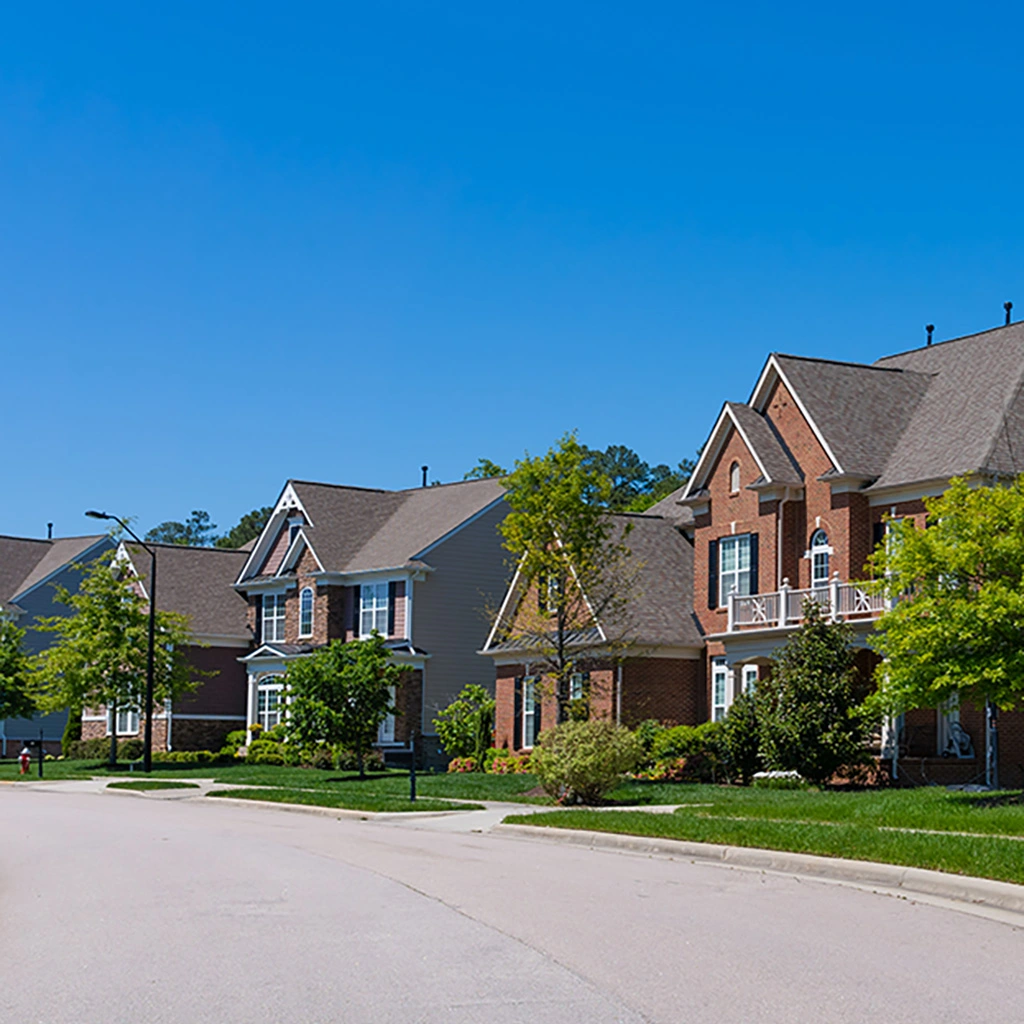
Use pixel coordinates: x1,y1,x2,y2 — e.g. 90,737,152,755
748,354,844,475
235,481,313,586
276,528,325,576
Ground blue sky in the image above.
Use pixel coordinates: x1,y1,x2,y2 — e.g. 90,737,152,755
4,2,1023,540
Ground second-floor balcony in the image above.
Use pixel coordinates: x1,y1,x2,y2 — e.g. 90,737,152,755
727,573,887,633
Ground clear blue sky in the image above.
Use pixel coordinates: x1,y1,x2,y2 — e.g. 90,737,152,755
4,2,1022,540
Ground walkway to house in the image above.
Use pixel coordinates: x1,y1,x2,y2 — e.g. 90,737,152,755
3,783,1023,1024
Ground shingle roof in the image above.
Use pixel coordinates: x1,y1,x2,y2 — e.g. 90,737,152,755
124,543,250,638
869,322,1024,489
0,534,108,604
770,355,932,479
244,477,506,580
726,402,803,485
644,485,695,528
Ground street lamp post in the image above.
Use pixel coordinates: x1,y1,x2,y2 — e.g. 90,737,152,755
86,511,157,773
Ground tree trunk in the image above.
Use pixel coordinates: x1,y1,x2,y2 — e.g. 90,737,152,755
109,699,118,766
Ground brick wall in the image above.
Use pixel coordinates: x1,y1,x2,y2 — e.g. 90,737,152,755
621,658,704,727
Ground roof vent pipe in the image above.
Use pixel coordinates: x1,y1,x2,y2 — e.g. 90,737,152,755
47,522,53,539
421,465,428,488
1005,301,1013,326
926,324,935,346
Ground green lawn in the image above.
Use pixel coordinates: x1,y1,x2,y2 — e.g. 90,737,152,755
107,780,200,791
505,786,1024,885
209,787,483,814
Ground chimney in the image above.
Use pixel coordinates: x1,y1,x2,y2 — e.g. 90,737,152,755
1005,301,1013,326
926,324,934,346
421,465,428,488
47,522,53,540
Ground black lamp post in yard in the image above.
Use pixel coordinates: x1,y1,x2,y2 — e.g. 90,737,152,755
86,510,157,773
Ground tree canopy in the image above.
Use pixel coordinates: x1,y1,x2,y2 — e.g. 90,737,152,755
0,618,37,721
215,506,274,549
145,510,218,546
284,634,402,777
870,475,1024,713
30,557,198,717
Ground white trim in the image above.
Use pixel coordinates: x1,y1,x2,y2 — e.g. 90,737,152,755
410,494,507,561
866,478,953,506
298,585,315,638
311,565,434,585
684,405,771,498
234,482,311,586
406,577,414,646
749,356,843,474
277,528,326,577
484,561,525,651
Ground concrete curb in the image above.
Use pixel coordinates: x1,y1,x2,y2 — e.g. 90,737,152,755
196,795,483,822
492,823,1024,916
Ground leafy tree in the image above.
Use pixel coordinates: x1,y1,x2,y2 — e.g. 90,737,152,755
464,459,507,481
870,476,1024,714
496,432,639,721
30,557,198,764
215,506,274,549
757,601,873,785
0,618,36,721
146,510,218,547
284,634,402,778
433,684,495,765
720,689,762,784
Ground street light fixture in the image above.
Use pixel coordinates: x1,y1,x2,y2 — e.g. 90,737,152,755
86,511,157,773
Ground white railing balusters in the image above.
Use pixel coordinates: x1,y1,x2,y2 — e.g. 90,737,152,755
730,579,885,632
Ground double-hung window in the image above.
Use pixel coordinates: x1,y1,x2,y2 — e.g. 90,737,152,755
712,658,731,722
360,583,390,637
741,664,759,694
111,707,140,736
257,678,283,730
299,587,314,638
522,677,538,748
569,672,586,702
262,594,286,643
810,529,831,589
719,534,752,605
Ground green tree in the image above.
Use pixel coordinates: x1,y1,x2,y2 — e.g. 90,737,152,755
284,634,402,778
146,510,218,546
496,432,639,721
0,619,36,721
720,688,762,784
870,475,1024,714
757,601,872,785
464,459,507,480
216,506,274,549
433,684,495,765
30,557,198,764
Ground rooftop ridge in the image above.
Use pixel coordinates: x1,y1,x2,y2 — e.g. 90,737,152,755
0,533,105,544
876,320,1024,362
288,479,391,494
772,352,922,375
123,541,250,553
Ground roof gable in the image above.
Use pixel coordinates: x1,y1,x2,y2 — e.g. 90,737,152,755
0,534,109,605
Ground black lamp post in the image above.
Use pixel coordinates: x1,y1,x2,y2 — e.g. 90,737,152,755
86,511,157,773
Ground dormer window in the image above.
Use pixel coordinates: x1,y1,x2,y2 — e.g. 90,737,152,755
299,587,314,637
729,461,741,493
288,518,302,545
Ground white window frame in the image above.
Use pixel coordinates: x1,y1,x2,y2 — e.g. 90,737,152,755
299,586,314,638
719,534,752,605
937,695,960,757
810,529,831,589
729,461,741,493
262,593,286,643
377,685,397,744
109,707,140,736
569,672,586,701
257,678,284,731
360,582,390,638
742,664,759,694
712,658,732,722
522,676,538,748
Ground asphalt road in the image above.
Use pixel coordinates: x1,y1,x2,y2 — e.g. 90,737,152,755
3,786,1022,1024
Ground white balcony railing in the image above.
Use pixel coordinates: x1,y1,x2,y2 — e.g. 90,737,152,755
728,574,887,632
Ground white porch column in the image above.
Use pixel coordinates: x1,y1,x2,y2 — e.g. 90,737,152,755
246,674,256,734
727,592,735,633
778,578,790,628
829,571,840,621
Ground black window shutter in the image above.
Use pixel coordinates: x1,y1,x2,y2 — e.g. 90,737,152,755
254,598,263,643
749,533,759,594
708,539,719,610
534,684,542,737
351,586,360,634
872,522,886,549
513,677,523,750
387,581,397,635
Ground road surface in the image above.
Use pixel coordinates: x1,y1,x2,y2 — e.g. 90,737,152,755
3,785,1021,1023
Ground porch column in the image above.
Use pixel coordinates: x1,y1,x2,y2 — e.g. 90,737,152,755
778,578,790,628
246,674,256,735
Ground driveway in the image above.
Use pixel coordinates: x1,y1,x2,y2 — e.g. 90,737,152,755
3,785,1021,1023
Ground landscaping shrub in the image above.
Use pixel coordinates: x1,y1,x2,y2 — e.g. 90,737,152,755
334,747,386,772
487,751,532,774
649,722,725,781
633,757,690,782
433,684,495,766
245,738,285,766
303,745,335,770
447,756,478,773
64,738,109,760
751,770,807,790
118,738,145,761
632,719,664,763
530,720,642,804
61,707,82,756
264,723,289,743
225,730,247,748
720,690,762,785
151,749,216,764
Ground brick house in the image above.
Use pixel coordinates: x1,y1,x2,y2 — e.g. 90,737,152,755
481,513,704,752
80,542,251,752
666,320,1024,785
234,477,509,760
0,532,114,755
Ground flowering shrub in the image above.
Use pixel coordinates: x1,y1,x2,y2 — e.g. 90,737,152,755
447,756,478,773
633,757,690,783
487,753,532,774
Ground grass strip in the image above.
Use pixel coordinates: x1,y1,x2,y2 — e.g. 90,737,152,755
107,780,200,791
505,809,1024,885
208,787,483,813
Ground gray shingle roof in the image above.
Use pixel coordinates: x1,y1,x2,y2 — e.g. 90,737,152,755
726,402,803,485
770,355,932,480
125,543,250,638
245,477,506,579
644,485,695,528
0,534,108,604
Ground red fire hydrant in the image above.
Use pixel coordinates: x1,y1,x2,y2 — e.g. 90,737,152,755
19,746,31,775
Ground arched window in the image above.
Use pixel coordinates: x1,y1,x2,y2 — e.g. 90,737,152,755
729,461,741,493
810,528,830,588
299,587,314,637
257,677,283,731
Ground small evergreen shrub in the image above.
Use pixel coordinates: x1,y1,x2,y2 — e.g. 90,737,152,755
334,747,386,772
720,690,762,785
303,745,335,770
632,719,664,762
649,722,726,782
65,738,109,760
225,730,247,748
531,720,642,804
118,738,145,761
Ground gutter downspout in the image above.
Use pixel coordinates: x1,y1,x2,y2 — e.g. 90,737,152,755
165,699,173,752
616,664,623,725
777,489,791,589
